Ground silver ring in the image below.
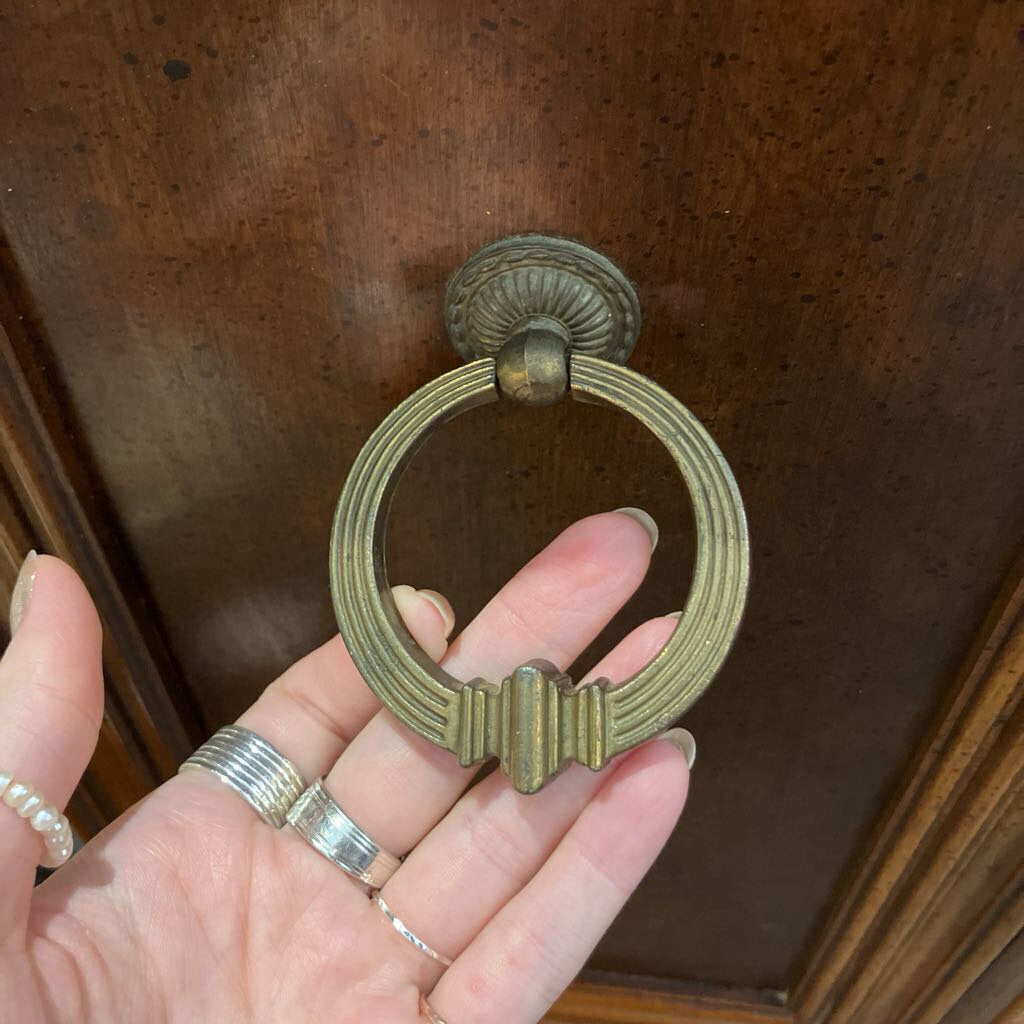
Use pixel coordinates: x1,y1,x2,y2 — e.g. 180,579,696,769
286,779,400,888
178,725,306,828
372,891,453,967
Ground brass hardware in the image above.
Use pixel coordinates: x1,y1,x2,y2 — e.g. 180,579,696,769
444,234,641,365
331,235,750,793
495,326,569,406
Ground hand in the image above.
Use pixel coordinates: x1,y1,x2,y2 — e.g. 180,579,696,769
0,511,692,1023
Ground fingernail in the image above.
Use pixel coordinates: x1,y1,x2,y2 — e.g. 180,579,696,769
9,550,38,635
660,727,696,769
614,507,659,552
417,589,455,638
666,610,683,620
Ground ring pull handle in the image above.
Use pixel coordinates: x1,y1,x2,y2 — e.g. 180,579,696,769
331,235,750,793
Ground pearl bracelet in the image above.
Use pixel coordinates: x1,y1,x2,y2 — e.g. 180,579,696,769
0,771,73,867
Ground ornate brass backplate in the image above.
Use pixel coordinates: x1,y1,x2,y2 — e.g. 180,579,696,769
331,235,749,793
445,234,642,366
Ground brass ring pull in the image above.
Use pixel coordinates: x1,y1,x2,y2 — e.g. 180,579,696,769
331,236,749,793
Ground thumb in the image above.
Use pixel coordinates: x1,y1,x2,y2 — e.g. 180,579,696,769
0,552,104,943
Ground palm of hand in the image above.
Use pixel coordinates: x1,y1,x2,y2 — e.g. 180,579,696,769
2,514,690,1024
25,778,427,1023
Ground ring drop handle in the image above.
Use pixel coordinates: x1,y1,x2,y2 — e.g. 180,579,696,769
331,236,750,793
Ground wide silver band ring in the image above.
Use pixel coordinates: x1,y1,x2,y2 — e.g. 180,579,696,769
286,779,401,888
178,725,306,828
373,891,453,967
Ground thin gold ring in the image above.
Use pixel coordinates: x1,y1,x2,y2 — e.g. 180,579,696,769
372,891,454,967
418,993,448,1023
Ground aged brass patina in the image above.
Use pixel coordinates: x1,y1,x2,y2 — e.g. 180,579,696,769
331,235,749,793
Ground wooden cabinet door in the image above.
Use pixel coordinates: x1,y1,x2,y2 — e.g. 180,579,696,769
2,3,1021,1021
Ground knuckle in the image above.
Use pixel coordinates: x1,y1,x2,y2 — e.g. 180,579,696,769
463,804,534,886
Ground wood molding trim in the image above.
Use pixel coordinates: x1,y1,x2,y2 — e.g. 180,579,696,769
790,556,1024,1024
546,981,792,1024
994,995,1024,1024
956,931,1024,1024
0,273,201,835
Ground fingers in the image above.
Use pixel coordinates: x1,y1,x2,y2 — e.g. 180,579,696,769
374,613,681,971
429,737,690,1024
234,585,454,782
442,507,658,679
321,509,657,861
0,554,104,942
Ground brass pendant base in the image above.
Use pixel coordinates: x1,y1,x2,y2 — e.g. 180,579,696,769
445,234,642,365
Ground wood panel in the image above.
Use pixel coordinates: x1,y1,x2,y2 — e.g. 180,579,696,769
1,0,1022,991
993,997,1024,1024
0,295,201,833
546,980,791,1024
791,561,1024,1023
939,930,1024,1024
540,562,1024,1021
933,931,1024,1024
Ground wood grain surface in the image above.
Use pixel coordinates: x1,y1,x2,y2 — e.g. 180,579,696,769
0,304,202,834
792,560,1024,1023
546,979,791,1023
1,0,1021,990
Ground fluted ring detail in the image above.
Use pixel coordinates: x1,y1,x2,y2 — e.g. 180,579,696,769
179,725,307,828
330,352,749,791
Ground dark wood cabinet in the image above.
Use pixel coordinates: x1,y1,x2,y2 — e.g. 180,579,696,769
2,3,1021,1020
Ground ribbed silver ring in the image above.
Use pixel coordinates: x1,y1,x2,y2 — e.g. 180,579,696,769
373,891,453,967
286,779,401,888
178,725,306,828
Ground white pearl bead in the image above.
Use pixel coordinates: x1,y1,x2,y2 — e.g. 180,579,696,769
1,774,72,867
41,844,70,868
3,781,31,809
31,804,59,832
44,832,72,858
17,791,44,818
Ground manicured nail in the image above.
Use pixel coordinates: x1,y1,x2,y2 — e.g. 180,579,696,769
660,727,696,769
614,507,658,551
9,550,38,635
417,589,455,638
